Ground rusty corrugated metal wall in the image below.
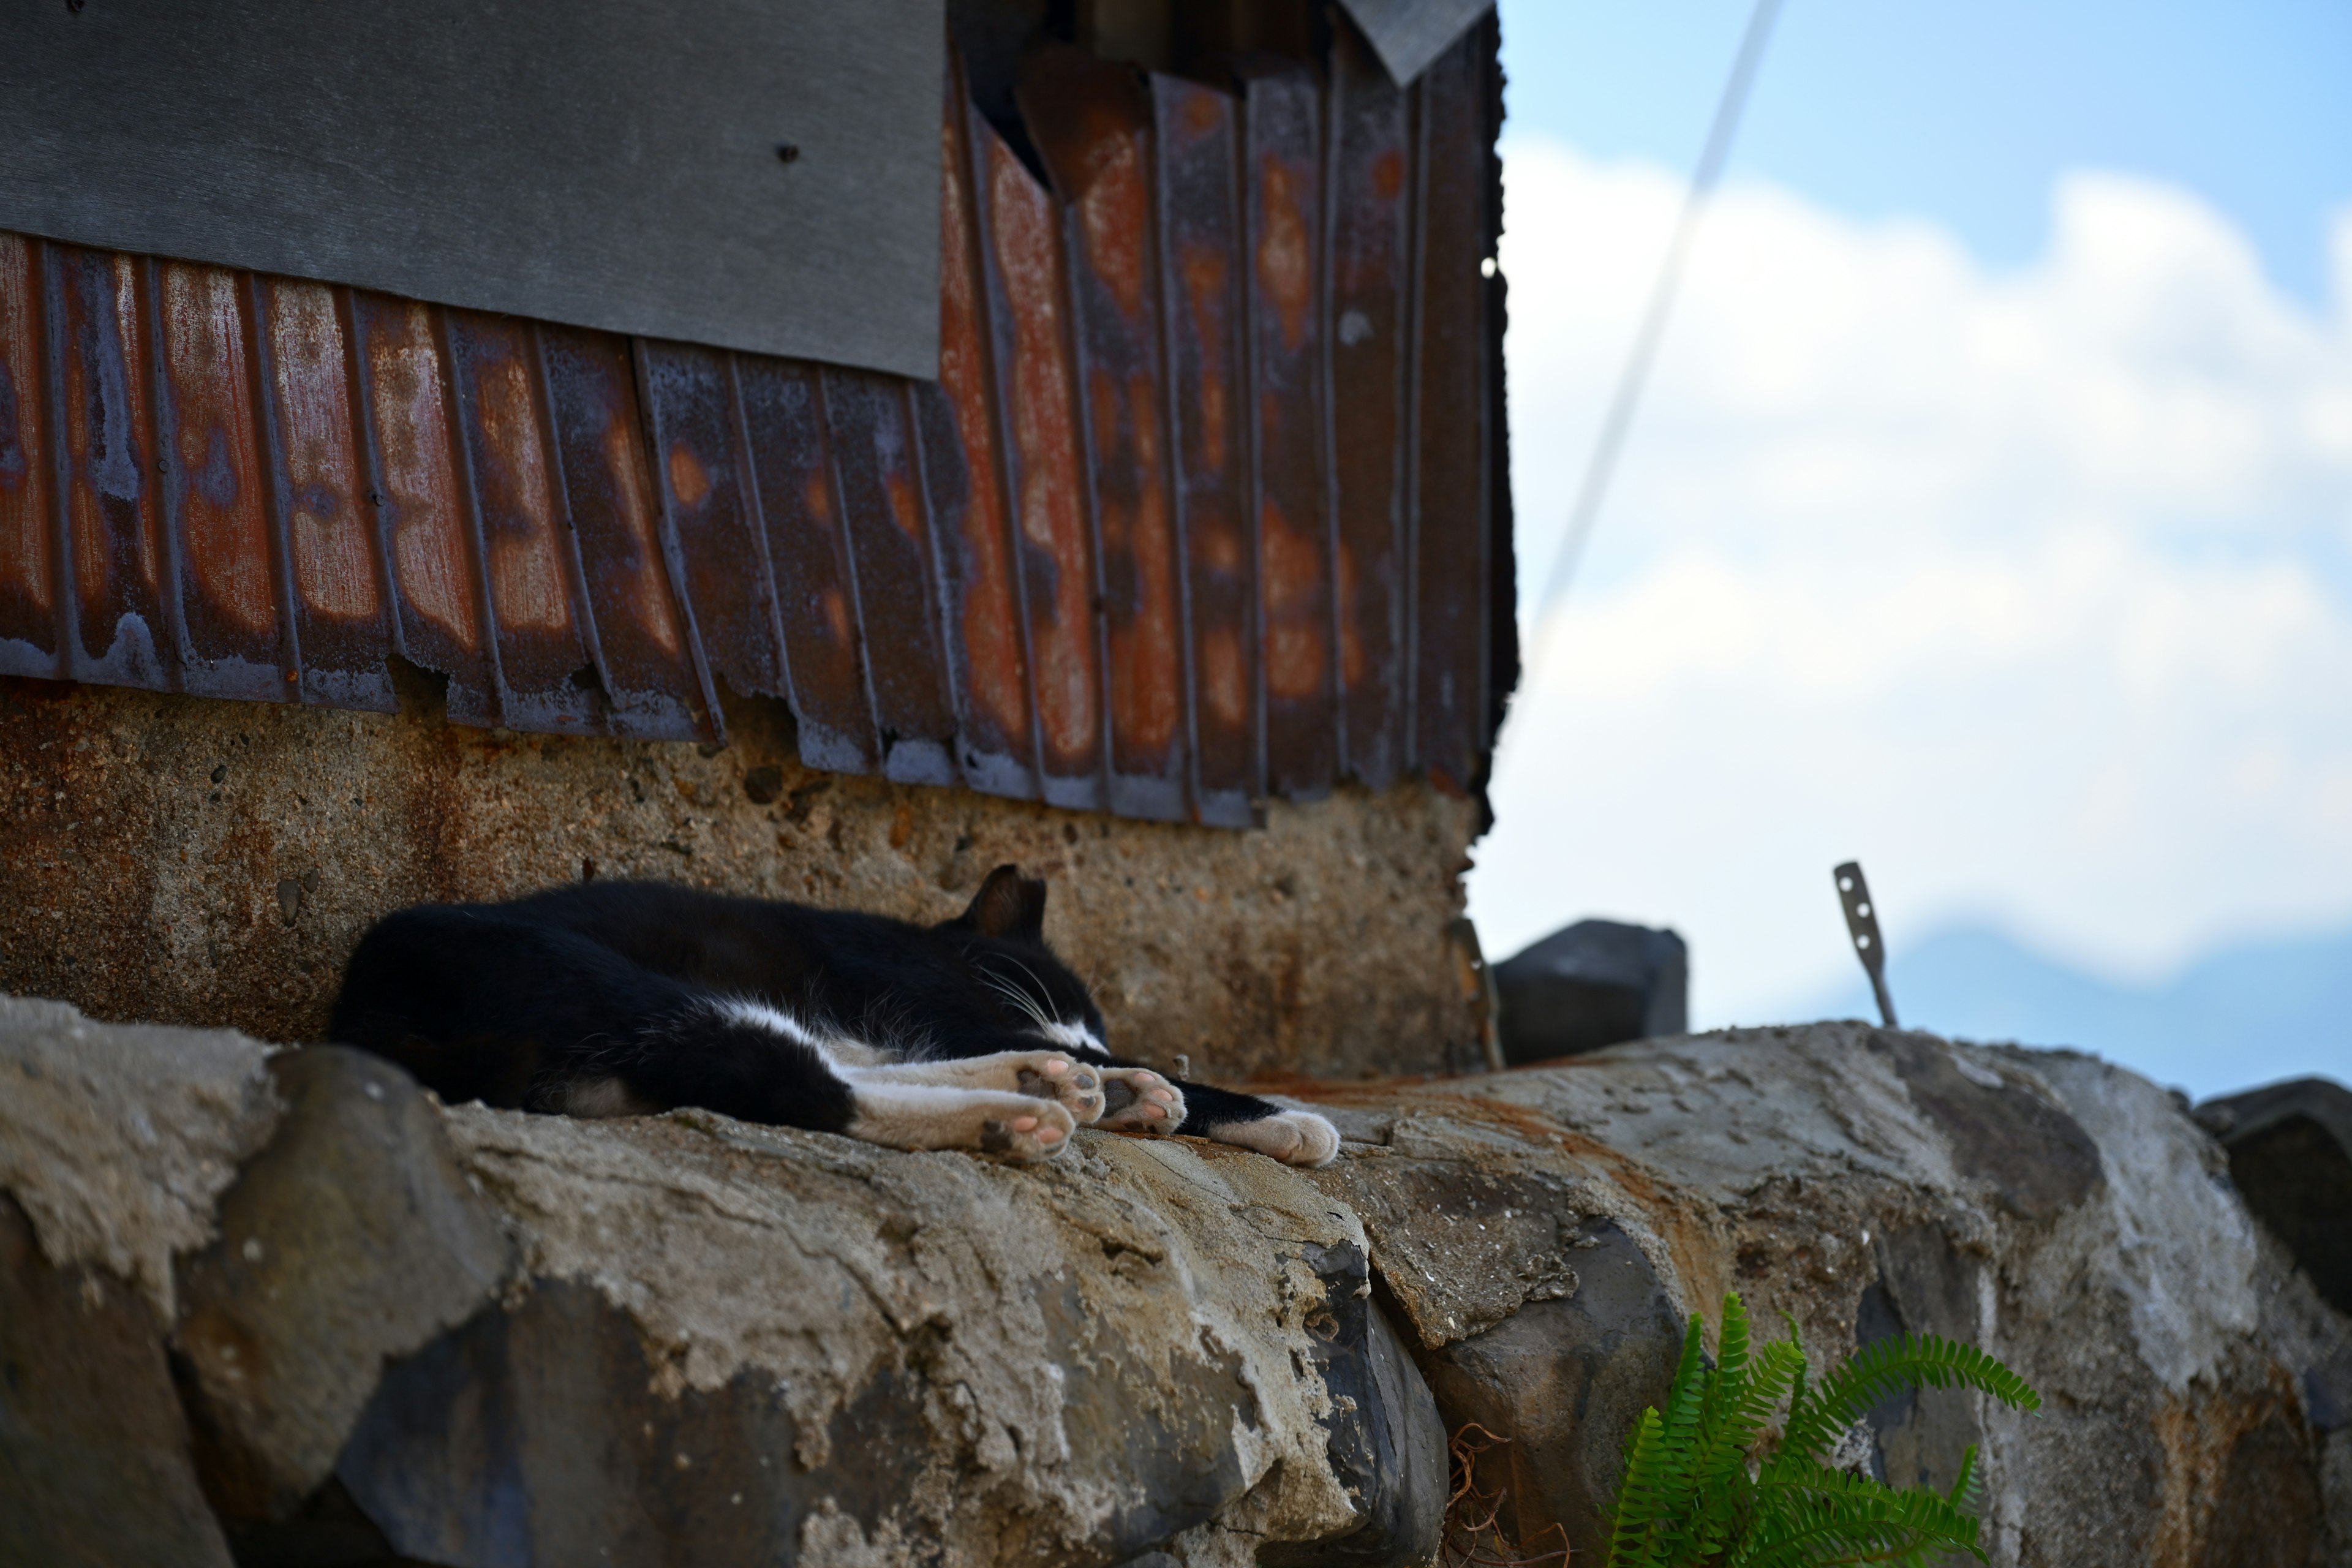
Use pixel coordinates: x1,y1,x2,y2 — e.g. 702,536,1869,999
0,25,1510,827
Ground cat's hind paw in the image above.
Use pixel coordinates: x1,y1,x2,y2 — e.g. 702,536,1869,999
1095,1068,1186,1133
1205,1109,1340,1167
978,1101,1078,1162
1011,1053,1107,1124
848,1084,1077,1162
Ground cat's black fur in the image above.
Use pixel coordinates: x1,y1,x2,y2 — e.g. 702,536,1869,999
329,866,1340,1166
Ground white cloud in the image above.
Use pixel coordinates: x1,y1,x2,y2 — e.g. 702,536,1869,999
1473,137,2352,1027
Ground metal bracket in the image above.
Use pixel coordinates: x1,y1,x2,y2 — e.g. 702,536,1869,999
1833,861,1899,1029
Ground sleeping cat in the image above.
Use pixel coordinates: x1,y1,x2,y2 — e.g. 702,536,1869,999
329,864,1341,1167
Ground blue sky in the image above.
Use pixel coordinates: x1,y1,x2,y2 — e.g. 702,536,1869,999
1469,0,2352,1090
1498,0,2352,304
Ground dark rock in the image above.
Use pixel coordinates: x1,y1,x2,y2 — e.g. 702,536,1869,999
331,1271,1266,1568
172,1048,513,1523
219,1477,429,1568
0,1195,235,1567
2196,1077,2352,1316
739,764,783,805
1494,919,1687,1063
1407,1218,1684,1556
1260,1242,1447,1567
1873,1031,2105,1221
1859,1224,1985,1491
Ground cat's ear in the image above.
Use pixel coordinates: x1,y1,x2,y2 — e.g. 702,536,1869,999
954,864,1048,941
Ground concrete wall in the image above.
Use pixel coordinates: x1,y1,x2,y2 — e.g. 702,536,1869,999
0,673,1485,1080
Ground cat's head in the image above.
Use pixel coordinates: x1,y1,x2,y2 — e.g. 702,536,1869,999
936,864,1108,1052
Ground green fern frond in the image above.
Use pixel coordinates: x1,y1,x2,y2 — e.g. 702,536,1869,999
1608,1407,1673,1568
1772,1333,2039,1478
1947,1444,1980,1511
1604,1294,2036,1568
1729,1466,1987,1568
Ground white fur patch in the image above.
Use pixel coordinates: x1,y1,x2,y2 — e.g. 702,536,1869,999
846,1080,1074,1160
716,998,887,1068
1208,1109,1341,1167
1036,1020,1104,1054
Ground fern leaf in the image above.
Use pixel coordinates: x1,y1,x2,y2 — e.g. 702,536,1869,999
1779,1310,1809,1434
1690,1336,1803,1559
1606,1407,1672,1568
1772,1334,2038,1479
1647,1314,1716,1565
1736,1463,1988,1567
1947,1444,1979,1511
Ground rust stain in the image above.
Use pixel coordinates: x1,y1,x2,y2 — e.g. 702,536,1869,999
361,298,477,654
1077,111,1150,321
986,130,1098,767
56,248,164,669
1261,497,1327,701
158,262,276,641
466,342,569,635
667,443,711,511
1106,369,1181,757
0,238,51,605
1179,247,1231,475
733,353,873,767
883,471,921,542
600,410,682,658
1256,156,1313,352
1198,519,1243,577
1199,625,1246,728
1336,541,1365,687
263,280,375,622
0,234,56,667
936,110,1029,751
822,366,952,774
532,321,699,737
1373,146,1405,202
642,341,788,706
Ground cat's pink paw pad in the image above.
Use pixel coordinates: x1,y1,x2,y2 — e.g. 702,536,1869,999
1016,1055,1105,1123
1095,1068,1186,1133
979,1101,1077,1161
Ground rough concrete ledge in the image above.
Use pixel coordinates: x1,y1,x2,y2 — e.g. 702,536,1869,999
2,997,2347,1568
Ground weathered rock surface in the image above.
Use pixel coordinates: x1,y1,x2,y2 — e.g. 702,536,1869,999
1288,1025,2352,1566
1,995,1442,1568
3,997,2347,1567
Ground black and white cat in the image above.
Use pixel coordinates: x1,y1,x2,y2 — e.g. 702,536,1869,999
329,865,1341,1167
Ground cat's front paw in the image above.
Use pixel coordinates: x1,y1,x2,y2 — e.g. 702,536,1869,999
1207,1109,1340,1167
1011,1052,1107,1124
1095,1068,1186,1133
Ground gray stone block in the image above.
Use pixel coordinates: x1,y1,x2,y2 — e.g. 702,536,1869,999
1494,919,1688,1063
2197,1076,2352,1316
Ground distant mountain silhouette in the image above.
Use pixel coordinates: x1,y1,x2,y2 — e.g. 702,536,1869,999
1787,922,2352,1099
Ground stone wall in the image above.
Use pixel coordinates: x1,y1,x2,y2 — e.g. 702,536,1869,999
0,674,1484,1080
5,997,2346,1567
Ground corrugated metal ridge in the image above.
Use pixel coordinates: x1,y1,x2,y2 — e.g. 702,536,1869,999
0,26,1507,826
